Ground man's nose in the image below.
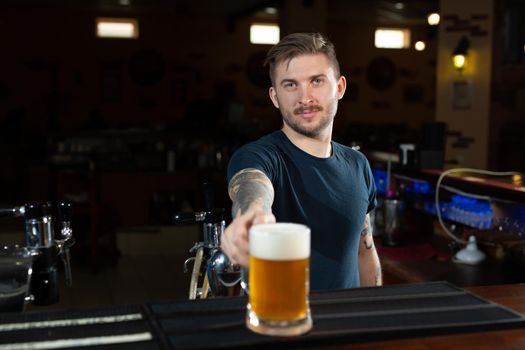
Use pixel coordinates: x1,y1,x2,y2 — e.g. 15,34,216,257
298,84,314,104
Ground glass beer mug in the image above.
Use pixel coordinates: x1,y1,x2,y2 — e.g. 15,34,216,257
245,223,312,336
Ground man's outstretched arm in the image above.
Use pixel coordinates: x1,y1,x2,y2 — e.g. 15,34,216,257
221,168,275,266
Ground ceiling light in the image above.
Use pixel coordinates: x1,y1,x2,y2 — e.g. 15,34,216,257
375,28,410,49
96,18,139,39
415,41,426,51
250,24,280,45
428,13,440,26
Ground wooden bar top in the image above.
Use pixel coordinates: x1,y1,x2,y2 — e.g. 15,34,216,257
379,253,523,287
318,283,525,350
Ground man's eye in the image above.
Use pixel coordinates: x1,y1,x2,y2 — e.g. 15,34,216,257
284,82,296,88
313,78,323,85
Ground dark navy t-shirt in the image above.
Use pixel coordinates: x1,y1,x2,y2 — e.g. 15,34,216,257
227,131,377,290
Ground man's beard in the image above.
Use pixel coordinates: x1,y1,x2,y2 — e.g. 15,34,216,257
280,103,337,138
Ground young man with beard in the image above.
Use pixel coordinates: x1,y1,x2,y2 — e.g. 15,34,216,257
221,32,381,290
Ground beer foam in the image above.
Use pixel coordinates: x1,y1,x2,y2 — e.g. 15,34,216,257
249,223,310,260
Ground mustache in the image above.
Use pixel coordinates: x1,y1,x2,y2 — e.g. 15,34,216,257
293,106,323,114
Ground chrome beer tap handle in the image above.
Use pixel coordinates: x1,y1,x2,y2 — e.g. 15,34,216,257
57,202,75,287
0,206,25,218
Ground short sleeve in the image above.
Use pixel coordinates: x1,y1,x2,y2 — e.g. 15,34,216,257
227,143,277,184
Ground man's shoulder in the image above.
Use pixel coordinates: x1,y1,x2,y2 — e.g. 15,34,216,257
227,131,283,181
332,141,368,163
235,131,283,154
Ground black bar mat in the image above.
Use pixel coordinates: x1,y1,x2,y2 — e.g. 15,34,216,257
0,305,156,349
146,281,525,350
0,305,143,324
156,293,487,334
149,281,464,317
0,320,150,344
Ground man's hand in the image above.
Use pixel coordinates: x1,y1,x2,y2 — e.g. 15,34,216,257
221,209,275,266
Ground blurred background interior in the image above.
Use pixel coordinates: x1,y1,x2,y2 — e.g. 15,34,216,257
1,0,525,310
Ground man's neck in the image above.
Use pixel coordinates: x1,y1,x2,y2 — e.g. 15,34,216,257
281,125,333,158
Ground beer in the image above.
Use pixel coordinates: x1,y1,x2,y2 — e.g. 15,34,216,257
246,223,312,336
249,256,309,320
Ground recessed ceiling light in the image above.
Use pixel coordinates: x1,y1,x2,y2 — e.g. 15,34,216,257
428,13,440,26
395,2,404,10
96,18,139,39
250,24,280,44
375,28,411,49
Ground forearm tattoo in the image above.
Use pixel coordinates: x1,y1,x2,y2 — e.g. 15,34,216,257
360,214,374,250
375,266,382,286
228,169,274,217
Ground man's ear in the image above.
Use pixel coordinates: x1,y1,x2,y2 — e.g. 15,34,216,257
337,75,347,100
269,86,279,108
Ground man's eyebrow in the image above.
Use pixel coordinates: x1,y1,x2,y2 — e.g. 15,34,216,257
279,74,328,86
279,78,297,86
311,74,327,80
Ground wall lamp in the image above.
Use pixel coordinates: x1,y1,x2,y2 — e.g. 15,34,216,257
452,36,470,71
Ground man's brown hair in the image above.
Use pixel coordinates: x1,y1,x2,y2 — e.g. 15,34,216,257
264,32,340,86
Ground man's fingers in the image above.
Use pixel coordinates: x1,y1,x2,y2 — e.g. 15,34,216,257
221,212,252,267
221,209,276,268
232,229,249,257
253,212,276,225
238,208,259,226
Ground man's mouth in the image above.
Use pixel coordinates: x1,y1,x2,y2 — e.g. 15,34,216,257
294,106,323,116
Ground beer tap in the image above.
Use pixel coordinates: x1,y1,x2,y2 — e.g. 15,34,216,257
57,201,75,287
24,202,60,305
175,183,240,299
0,201,75,310
205,208,241,297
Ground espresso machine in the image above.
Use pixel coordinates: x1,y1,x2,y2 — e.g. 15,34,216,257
0,201,74,311
175,183,241,299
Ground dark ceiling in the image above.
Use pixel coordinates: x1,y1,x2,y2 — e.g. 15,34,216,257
0,0,438,24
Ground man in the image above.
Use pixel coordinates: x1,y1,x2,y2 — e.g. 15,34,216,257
221,32,381,290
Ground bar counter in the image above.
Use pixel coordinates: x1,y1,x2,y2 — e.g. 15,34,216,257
2,282,525,349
